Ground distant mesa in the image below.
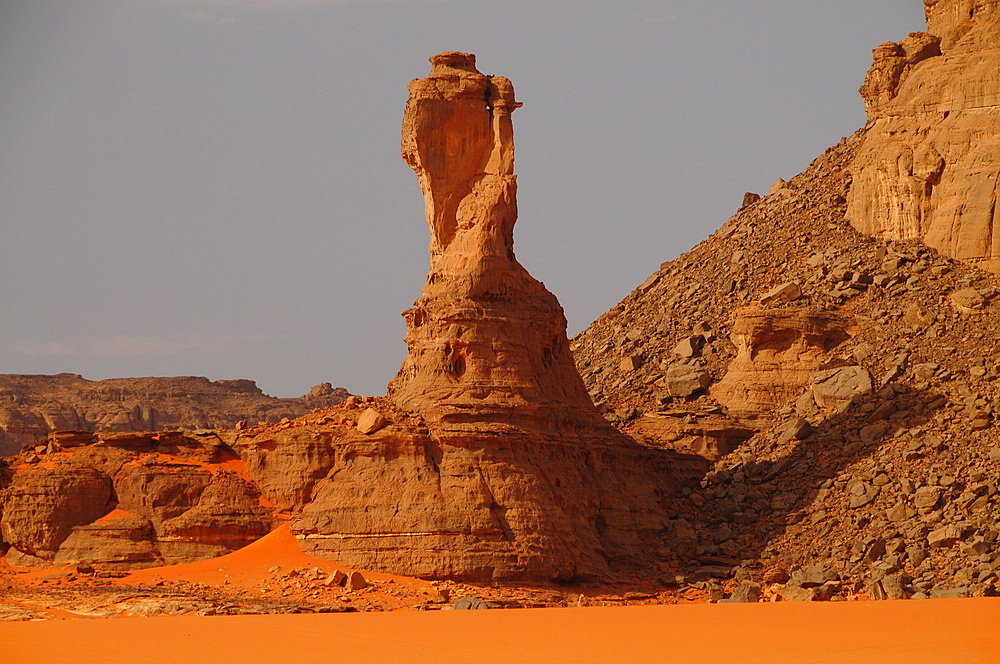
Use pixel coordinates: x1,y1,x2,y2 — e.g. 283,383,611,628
0,374,350,456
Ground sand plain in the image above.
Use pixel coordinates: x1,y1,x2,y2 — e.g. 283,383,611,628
1,596,997,664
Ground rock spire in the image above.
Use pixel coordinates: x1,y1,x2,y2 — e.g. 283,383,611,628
389,52,597,421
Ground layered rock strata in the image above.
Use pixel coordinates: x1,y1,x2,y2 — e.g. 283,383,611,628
712,308,852,416
0,374,350,456
0,430,275,568
389,52,597,424
847,0,1000,271
231,53,704,582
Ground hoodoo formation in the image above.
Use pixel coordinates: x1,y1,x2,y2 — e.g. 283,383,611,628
389,52,597,423
242,52,700,581
0,51,707,584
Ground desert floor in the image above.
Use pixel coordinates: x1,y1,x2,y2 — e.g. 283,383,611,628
1,596,997,664
3,526,998,663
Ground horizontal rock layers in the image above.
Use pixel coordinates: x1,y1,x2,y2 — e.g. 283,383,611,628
0,374,349,456
847,0,1000,271
712,308,852,416
231,53,704,582
0,431,275,568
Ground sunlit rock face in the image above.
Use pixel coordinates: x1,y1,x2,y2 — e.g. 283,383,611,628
389,52,597,423
235,53,703,583
847,0,1000,272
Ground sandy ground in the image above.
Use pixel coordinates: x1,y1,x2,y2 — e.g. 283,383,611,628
4,524,998,662
1,597,997,663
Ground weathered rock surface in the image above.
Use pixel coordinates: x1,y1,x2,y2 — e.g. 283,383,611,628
0,431,276,568
712,308,852,416
0,374,350,456
571,0,1000,602
848,0,1000,272
229,53,706,583
388,52,595,423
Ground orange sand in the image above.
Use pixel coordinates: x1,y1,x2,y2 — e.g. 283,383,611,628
2,597,998,663
118,522,430,590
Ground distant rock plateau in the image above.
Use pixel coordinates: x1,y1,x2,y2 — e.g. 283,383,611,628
0,374,349,456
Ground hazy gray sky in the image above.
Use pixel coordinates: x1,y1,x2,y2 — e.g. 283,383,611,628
1,0,925,397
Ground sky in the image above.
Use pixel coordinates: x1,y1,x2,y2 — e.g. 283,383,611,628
0,0,927,397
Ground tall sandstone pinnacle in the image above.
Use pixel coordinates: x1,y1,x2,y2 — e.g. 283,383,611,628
0,52,703,582
229,53,705,582
848,0,1000,271
389,52,596,422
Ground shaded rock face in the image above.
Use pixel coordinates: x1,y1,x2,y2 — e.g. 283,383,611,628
848,0,1000,272
0,374,350,456
712,308,852,416
230,53,706,583
0,432,275,568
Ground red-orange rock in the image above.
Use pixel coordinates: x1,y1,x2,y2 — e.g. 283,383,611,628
712,308,852,416
389,52,596,424
0,432,275,567
1,465,114,560
232,53,707,582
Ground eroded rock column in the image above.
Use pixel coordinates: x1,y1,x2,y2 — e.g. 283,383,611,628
389,52,596,419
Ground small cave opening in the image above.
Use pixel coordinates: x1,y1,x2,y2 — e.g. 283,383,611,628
443,342,467,378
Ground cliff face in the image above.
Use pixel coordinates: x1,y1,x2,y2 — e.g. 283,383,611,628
0,374,349,456
0,430,275,568
847,0,1000,271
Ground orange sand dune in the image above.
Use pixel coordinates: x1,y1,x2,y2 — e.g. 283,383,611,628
119,522,429,590
3,597,997,664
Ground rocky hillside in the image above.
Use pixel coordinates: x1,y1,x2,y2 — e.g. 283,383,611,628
571,0,1000,601
0,374,350,456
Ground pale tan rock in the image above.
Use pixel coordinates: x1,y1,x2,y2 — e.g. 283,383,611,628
759,282,802,305
769,178,789,195
671,336,704,358
355,408,387,434
712,308,852,415
811,365,874,411
950,286,987,311
847,2,1000,273
663,364,711,398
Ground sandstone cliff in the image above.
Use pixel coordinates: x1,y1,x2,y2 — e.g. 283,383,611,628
847,0,1000,272
0,374,350,456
